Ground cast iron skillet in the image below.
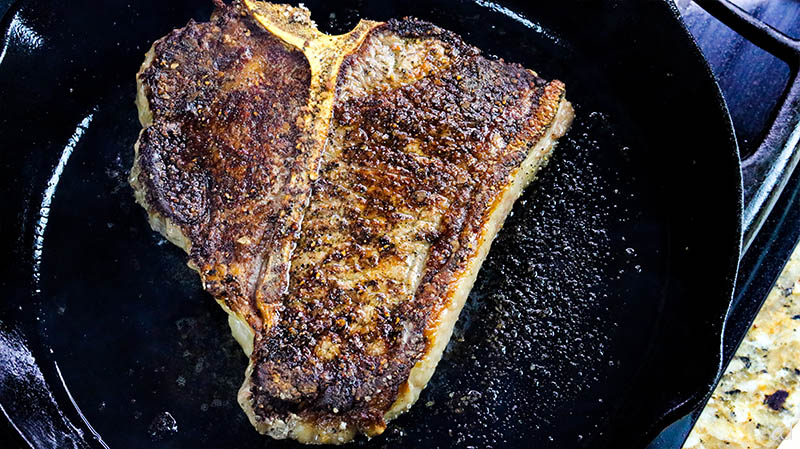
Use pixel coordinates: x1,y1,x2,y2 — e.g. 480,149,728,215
0,0,742,448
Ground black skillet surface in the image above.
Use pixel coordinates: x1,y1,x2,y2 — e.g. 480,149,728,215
0,0,741,448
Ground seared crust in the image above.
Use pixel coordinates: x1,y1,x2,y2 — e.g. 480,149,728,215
250,24,564,434
133,2,311,328
132,1,573,444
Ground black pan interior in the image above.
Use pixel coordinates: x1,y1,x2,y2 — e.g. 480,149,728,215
0,0,741,448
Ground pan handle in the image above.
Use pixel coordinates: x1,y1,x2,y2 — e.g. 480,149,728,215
693,0,800,257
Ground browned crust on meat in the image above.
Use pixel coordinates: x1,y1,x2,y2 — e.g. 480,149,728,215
417,81,566,336
333,18,478,102
247,16,567,437
132,1,573,444
133,1,311,328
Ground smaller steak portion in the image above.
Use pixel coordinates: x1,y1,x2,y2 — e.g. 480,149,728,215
132,3,311,333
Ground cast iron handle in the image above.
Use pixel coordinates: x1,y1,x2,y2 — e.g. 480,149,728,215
693,0,800,257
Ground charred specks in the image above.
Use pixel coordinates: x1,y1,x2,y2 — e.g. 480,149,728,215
138,124,209,226
385,17,479,58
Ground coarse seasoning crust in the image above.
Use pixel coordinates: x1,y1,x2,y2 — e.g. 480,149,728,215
131,0,574,444
132,2,312,336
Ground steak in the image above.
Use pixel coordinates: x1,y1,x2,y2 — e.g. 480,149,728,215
131,0,574,444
